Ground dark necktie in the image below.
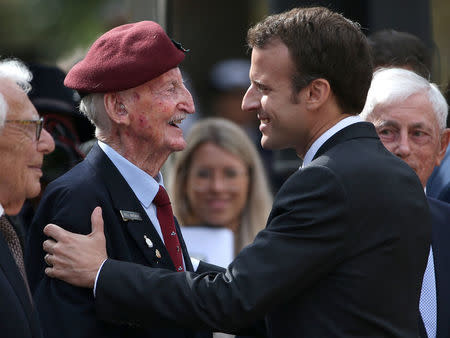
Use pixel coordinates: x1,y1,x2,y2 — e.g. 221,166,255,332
0,215,32,299
153,186,184,272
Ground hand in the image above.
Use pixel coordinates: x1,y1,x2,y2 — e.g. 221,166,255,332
43,206,107,288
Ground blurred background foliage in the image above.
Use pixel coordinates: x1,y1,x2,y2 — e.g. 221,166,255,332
0,0,449,109
0,0,108,62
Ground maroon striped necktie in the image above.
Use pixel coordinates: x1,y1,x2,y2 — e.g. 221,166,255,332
153,186,184,272
0,215,32,300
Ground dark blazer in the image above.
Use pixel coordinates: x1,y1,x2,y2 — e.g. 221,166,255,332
25,143,211,338
419,197,450,338
0,222,41,338
94,122,431,337
427,146,450,204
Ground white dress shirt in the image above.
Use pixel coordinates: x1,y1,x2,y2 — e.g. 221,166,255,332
302,115,363,168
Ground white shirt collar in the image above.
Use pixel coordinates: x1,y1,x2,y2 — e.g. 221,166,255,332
98,140,164,208
0,203,3,217
302,115,362,168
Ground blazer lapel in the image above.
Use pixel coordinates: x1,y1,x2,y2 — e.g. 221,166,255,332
86,144,176,270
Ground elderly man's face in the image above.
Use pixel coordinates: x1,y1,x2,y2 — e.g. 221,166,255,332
0,80,55,214
120,67,194,156
368,92,449,187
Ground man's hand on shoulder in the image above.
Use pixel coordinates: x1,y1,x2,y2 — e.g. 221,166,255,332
43,206,107,288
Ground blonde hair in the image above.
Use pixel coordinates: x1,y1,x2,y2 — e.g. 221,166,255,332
168,117,273,252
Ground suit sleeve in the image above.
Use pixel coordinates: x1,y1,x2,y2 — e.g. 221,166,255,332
25,182,118,338
95,165,352,332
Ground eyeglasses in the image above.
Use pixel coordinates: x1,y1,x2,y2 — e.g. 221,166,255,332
5,117,44,141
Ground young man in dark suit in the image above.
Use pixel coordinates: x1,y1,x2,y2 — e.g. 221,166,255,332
0,58,55,338
42,7,431,337
361,67,450,338
25,21,212,338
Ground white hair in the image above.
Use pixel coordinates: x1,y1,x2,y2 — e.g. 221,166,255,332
360,67,448,130
0,58,33,129
79,93,111,138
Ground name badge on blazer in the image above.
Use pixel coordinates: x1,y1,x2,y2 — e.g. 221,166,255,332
120,210,143,222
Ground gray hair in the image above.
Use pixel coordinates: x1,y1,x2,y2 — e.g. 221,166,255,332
168,117,273,252
360,67,448,130
0,58,33,128
79,93,111,138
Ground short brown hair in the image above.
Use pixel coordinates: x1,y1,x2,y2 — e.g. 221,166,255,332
247,7,373,114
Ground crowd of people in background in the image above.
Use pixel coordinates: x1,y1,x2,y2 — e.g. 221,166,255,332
0,4,449,338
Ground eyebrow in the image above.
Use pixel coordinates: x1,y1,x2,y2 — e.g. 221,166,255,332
375,120,432,131
374,120,399,129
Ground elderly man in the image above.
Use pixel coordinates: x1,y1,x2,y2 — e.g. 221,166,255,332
25,22,212,338
361,67,450,338
41,7,431,337
0,58,54,337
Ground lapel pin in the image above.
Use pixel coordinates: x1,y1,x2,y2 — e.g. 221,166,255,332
144,235,153,248
120,210,143,222
155,249,161,259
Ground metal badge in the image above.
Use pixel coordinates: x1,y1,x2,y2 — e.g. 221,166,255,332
155,249,161,259
144,235,153,248
119,210,143,222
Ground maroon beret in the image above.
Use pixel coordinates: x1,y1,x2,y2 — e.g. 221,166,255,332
64,21,187,94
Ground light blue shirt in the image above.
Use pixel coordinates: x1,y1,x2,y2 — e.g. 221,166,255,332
94,141,192,295
420,247,437,338
98,140,165,241
302,115,363,168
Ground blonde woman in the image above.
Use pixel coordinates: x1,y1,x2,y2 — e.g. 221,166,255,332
168,117,272,260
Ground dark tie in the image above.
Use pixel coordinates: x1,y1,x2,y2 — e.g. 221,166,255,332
153,186,184,272
0,215,32,299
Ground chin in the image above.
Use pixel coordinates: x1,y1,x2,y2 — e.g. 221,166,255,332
170,140,187,152
261,137,272,150
26,184,42,199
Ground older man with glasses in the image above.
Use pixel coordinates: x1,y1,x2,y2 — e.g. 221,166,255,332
0,58,54,338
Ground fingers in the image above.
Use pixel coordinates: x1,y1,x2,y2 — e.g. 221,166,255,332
90,206,104,235
43,223,70,242
43,238,57,254
44,253,53,267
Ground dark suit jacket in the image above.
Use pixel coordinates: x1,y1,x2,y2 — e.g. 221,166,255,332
0,222,41,338
427,146,450,204
93,122,431,337
419,197,450,338
25,143,211,338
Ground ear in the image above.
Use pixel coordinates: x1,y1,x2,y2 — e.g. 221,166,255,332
303,78,331,110
436,128,450,166
104,93,130,125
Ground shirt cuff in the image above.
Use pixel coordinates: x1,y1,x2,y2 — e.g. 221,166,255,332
93,258,108,297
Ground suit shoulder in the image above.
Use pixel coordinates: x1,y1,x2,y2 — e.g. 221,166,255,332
428,197,450,229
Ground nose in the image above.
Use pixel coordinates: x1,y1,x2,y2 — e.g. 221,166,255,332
37,128,55,154
177,85,195,115
210,174,226,192
241,85,260,112
393,132,411,159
